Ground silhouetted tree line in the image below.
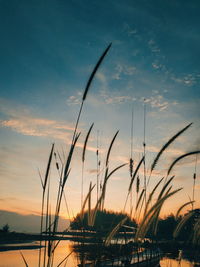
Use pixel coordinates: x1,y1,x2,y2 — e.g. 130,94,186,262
71,209,200,242
147,209,200,242
71,210,137,235
0,224,10,233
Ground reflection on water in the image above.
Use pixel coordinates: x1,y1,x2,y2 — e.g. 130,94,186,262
160,257,195,267
0,241,78,267
0,241,198,267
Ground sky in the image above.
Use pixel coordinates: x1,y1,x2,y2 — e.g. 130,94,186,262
0,0,200,232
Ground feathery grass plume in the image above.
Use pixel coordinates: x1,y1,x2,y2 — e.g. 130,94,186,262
192,154,198,210
150,123,193,174
167,151,200,176
144,177,164,216
136,189,145,211
80,183,95,222
96,130,100,201
82,123,94,163
20,251,29,267
135,188,182,241
56,251,73,267
72,44,112,144
82,43,112,101
105,217,128,246
129,158,134,177
106,131,119,167
173,211,194,238
175,201,195,219
129,156,144,192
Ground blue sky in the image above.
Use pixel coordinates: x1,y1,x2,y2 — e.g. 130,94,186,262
0,0,200,229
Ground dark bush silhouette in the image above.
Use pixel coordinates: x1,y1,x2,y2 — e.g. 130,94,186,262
71,209,137,235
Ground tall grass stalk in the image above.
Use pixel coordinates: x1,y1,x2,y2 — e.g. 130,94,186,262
38,143,54,267
143,99,147,205
81,123,94,207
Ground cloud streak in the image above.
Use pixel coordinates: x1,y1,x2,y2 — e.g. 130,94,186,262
1,117,74,140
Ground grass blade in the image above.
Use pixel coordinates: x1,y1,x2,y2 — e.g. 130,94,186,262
20,251,29,267
167,151,200,175
106,131,119,167
175,201,195,219
80,183,95,221
135,188,182,240
151,123,193,173
106,163,127,181
105,217,127,246
56,251,73,267
157,176,175,201
129,156,144,192
44,143,54,192
136,189,145,211
82,123,94,163
144,177,164,216
173,211,194,238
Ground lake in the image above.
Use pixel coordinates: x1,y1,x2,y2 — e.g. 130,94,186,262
0,241,198,266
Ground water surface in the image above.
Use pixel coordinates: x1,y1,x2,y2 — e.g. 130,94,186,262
0,241,197,267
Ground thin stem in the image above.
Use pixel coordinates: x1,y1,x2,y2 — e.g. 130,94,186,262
96,130,100,201
130,104,134,159
192,154,198,210
143,99,147,205
72,101,84,144
130,104,134,216
81,163,84,208
38,191,45,267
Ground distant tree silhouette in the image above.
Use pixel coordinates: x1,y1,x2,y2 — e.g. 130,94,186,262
1,224,10,233
71,209,137,235
147,209,200,242
157,214,177,240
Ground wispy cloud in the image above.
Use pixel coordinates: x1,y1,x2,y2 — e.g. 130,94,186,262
1,117,74,140
66,91,82,105
123,23,137,36
148,39,160,54
143,94,169,111
112,63,137,80
102,94,133,105
170,72,200,87
0,98,75,141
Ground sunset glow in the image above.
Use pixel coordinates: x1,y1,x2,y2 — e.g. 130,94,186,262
0,0,199,233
